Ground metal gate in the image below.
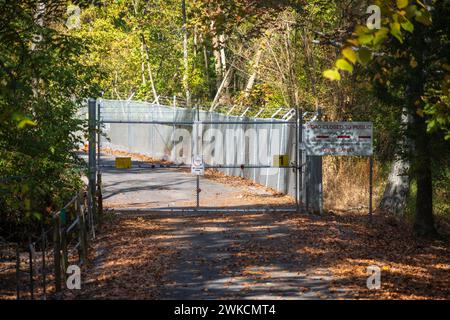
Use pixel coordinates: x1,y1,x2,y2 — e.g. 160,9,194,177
86,98,323,214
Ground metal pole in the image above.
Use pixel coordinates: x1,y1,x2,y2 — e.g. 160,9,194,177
77,196,87,264
98,164,299,169
172,97,176,161
125,207,300,214
305,158,309,213
300,110,305,211
196,105,200,209
88,98,97,225
196,175,200,208
317,108,324,215
41,228,46,300
369,156,374,216
60,222,68,279
97,100,101,174
97,99,102,224
295,106,299,213
28,240,34,300
102,120,297,125
16,244,20,300
97,172,103,221
53,216,61,293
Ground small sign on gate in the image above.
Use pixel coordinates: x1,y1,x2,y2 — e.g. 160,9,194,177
191,156,205,176
304,122,373,156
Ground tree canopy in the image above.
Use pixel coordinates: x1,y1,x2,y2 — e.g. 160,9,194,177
0,0,448,240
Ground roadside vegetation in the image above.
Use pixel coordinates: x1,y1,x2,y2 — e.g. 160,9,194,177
1,1,449,242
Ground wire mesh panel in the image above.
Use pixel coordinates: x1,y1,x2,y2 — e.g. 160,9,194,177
94,99,324,208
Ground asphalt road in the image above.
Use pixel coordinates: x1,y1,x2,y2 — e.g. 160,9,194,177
95,153,287,210
75,152,343,300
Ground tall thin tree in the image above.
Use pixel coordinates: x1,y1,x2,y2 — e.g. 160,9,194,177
182,0,191,107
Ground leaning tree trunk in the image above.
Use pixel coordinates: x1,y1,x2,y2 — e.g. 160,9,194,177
209,45,242,112
141,35,158,103
240,45,263,104
210,21,224,91
210,66,234,111
203,44,213,98
379,109,412,215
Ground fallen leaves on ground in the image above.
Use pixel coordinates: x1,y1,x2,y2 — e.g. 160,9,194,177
61,214,178,300
54,210,450,300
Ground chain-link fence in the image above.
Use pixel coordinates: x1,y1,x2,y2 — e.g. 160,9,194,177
97,99,299,197
78,98,323,212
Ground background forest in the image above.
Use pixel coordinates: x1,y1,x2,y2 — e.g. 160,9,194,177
1,0,449,242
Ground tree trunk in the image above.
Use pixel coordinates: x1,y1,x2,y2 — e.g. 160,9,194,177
301,29,317,107
284,23,299,107
413,111,436,236
141,35,158,103
133,1,146,87
181,0,191,107
31,2,45,99
209,44,242,112
211,21,223,90
210,66,234,111
140,41,147,86
219,34,227,76
114,71,122,100
193,26,198,58
379,109,412,215
203,44,212,98
379,157,410,214
31,2,45,51
241,46,263,103
410,27,436,237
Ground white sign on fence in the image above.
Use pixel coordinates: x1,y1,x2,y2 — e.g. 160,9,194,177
191,155,205,176
304,122,373,156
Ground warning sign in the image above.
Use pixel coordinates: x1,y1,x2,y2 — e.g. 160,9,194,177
304,122,373,156
191,156,205,176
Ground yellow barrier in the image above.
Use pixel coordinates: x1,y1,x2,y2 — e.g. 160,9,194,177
115,157,132,169
273,155,289,167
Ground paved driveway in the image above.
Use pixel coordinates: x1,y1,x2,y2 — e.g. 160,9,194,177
96,153,292,210
73,152,344,300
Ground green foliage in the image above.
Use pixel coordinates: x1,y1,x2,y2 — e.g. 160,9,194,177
323,69,341,81
423,90,450,140
321,0,449,234
323,0,449,141
1,0,448,239
0,1,100,241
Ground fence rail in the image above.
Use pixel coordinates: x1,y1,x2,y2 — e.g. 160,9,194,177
1,177,102,300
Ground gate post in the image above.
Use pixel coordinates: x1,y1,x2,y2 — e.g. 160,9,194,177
88,98,97,222
308,156,323,215
295,107,299,213
300,112,306,211
305,108,324,215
